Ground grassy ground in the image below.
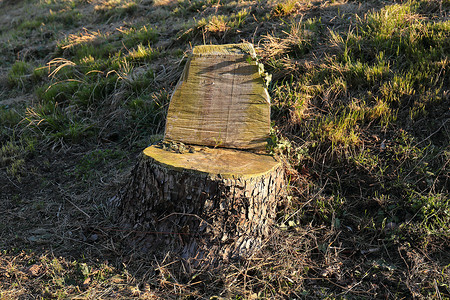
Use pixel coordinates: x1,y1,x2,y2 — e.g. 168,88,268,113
0,0,449,298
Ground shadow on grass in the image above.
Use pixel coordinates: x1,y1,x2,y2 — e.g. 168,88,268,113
0,0,449,298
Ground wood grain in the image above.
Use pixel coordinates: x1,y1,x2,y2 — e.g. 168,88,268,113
164,44,270,150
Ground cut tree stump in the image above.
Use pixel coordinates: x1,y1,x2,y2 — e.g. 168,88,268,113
118,44,284,266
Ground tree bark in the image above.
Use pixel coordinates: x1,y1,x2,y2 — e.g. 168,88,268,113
119,144,284,267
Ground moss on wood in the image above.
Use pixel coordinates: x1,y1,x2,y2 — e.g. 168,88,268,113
143,144,281,179
164,43,271,150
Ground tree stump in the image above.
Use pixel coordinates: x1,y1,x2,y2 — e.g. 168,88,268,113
118,44,284,266
120,145,283,265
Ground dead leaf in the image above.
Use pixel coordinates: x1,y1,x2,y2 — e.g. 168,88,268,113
27,264,44,277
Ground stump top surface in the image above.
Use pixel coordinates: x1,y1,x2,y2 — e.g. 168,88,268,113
164,43,270,150
143,145,280,179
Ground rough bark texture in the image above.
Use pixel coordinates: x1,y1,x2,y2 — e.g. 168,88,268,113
119,147,284,267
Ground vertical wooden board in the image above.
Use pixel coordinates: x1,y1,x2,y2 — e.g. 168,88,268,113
164,43,271,150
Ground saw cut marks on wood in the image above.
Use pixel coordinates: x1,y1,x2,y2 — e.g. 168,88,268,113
164,43,271,150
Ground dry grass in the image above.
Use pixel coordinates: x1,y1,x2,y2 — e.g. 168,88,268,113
0,0,449,298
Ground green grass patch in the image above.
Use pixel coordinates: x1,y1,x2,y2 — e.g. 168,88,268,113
0,0,449,298
172,0,220,16
58,25,158,61
18,7,82,31
24,99,95,144
121,25,159,49
7,61,45,90
411,192,449,233
127,91,169,132
194,8,249,37
271,0,299,17
25,22,161,145
74,149,127,180
94,0,139,21
127,43,158,62
0,137,36,181
266,2,449,257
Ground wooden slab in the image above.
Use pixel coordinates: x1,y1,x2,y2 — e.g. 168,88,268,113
164,43,271,150
143,144,280,179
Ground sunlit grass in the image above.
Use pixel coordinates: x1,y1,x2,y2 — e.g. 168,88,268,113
0,0,448,298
